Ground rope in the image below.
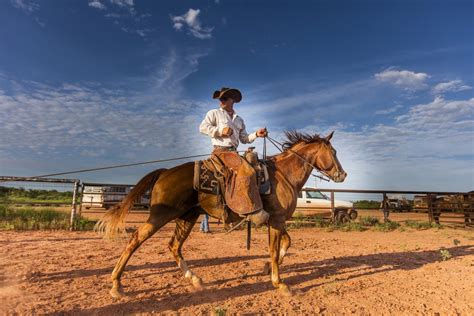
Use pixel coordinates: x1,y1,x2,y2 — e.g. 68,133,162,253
5,151,245,181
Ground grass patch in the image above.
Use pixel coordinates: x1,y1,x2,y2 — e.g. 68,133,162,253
0,204,96,231
404,220,442,230
373,220,401,231
287,215,330,229
359,216,380,226
326,222,366,232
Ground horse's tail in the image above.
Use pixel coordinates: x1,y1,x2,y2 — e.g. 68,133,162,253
95,168,166,240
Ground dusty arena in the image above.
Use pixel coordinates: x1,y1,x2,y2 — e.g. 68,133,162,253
1,223,473,315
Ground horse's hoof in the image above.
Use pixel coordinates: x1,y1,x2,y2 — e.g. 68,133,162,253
191,275,204,290
263,262,271,275
110,286,125,299
279,283,293,297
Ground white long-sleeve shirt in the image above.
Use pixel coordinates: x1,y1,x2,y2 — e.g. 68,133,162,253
199,108,258,148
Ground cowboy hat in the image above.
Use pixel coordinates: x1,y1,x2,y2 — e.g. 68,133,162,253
212,87,242,103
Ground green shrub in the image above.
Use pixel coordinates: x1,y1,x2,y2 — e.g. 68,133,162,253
359,216,380,226
373,221,400,231
404,220,442,230
0,205,95,231
439,249,452,261
353,200,381,209
327,222,366,232
214,307,227,316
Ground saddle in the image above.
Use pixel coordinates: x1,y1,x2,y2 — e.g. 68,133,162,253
193,148,271,216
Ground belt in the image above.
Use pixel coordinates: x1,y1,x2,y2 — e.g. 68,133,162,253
213,145,237,152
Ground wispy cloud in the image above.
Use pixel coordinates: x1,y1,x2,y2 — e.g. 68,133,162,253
10,0,38,13
319,95,474,190
88,1,107,10
374,68,429,91
88,0,148,37
171,8,213,39
432,79,472,94
375,104,403,115
110,0,134,7
0,49,214,179
10,0,45,27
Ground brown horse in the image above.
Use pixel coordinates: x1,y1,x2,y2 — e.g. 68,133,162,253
97,130,346,298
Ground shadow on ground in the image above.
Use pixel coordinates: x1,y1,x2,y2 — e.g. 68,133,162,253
60,245,473,314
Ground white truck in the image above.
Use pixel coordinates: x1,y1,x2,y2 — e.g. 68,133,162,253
296,188,357,223
82,185,150,209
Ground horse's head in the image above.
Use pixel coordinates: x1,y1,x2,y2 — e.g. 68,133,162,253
282,130,347,183
315,131,347,182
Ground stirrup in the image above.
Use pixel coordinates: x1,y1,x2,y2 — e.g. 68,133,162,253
246,209,270,226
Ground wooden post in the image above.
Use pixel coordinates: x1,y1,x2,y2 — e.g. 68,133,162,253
246,221,251,250
78,183,84,217
383,193,388,223
69,180,79,231
427,193,433,224
330,191,335,222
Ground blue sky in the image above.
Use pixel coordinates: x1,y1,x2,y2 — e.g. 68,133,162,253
0,0,473,191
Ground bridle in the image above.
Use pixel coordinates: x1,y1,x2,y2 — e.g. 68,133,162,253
264,135,341,183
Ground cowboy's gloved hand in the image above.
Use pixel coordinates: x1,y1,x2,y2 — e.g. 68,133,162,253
221,127,233,137
256,128,267,137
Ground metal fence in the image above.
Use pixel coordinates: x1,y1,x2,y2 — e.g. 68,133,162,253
1,175,472,229
0,176,80,229
302,188,473,227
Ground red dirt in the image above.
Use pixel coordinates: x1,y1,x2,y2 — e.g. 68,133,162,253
1,225,473,315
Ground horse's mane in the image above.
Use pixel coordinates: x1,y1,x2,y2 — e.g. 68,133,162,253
281,130,325,150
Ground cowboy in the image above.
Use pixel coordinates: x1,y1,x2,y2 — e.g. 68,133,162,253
199,87,270,225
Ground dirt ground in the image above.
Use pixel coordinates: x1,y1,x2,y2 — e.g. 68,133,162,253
1,224,473,315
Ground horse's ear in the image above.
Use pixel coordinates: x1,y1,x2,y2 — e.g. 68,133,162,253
325,131,334,141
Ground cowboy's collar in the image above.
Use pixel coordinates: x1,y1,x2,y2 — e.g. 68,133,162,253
219,107,238,119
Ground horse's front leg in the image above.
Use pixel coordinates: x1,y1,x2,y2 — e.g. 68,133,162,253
268,221,292,296
168,208,204,289
263,228,291,274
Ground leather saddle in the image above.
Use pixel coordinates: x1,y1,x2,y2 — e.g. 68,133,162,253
193,148,271,216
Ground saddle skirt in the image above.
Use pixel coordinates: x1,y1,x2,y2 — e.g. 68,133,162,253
193,151,271,216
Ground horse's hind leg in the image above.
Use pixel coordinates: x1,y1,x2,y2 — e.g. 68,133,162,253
168,208,203,289
110,205,182,299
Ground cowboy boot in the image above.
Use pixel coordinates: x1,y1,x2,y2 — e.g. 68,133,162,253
246,208,270,226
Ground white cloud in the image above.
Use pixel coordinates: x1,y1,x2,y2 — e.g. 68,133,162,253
432,80,472,94
88,1,107,10
10,0,38,13
316,96,474,191
375,104,403,115
171,8,213,39
374,68,429,91
0,49,213,180
109,0,134,7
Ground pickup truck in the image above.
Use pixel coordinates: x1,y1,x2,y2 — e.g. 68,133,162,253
296,188,357,223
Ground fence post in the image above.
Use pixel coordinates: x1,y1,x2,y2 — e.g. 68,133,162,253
69,180,80,231
427,193,433,224
330,191,335,222
78,183,84,217
382,193,388,223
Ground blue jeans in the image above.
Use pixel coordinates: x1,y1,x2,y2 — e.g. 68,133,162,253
200,214,210,232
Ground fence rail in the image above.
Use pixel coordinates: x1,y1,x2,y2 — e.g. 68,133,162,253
1,175,472,229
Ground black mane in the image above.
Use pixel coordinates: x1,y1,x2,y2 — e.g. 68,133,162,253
281,130,325,150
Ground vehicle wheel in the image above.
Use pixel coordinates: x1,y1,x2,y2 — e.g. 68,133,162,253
349,210,358,220
335,211,350,224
